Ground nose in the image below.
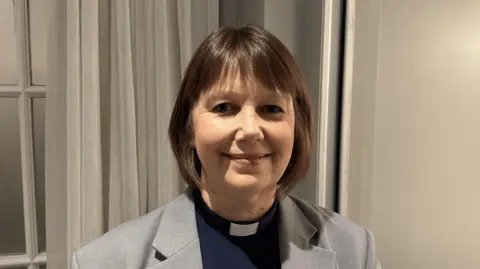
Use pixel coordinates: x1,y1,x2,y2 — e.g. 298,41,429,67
235,109,264,142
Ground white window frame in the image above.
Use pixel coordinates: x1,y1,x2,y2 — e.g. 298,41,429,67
0,0,47,268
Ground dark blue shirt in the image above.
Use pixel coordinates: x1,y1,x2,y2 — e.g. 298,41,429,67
194,189,281,269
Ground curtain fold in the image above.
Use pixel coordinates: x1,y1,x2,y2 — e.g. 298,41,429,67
108,0,140,230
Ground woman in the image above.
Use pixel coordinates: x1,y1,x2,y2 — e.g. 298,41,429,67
70,25,380,269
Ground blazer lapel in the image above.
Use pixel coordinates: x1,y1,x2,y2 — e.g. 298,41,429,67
279,196,337,269
146,191,203,269
147,239,203,269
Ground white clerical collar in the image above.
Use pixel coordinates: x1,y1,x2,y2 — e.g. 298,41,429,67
229,222,260,237
193,189,278,237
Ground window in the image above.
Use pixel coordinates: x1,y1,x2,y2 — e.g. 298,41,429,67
0,0,47,268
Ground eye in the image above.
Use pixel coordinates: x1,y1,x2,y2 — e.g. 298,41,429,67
263,105,284,113
212,103,232,114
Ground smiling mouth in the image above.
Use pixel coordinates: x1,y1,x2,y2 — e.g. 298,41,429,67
223,153,271,161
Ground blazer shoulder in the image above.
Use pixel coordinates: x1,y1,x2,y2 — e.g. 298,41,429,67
288,195,374,266
288,195,365,234
72,206,165,268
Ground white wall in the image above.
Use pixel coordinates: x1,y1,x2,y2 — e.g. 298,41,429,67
343,1,480,268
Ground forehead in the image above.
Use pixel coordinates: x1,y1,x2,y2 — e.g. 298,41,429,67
200,72,290,101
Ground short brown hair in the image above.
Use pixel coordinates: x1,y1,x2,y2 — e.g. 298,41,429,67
168,25,313,197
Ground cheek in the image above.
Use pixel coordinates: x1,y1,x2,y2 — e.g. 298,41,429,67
277,116,295,148
193,126,224,170
194,120,230,149
268,124,295,160
280,132,295,158
192,115,232,164
277,120,295,163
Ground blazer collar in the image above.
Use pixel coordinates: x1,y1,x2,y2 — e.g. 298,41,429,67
146,190,336,269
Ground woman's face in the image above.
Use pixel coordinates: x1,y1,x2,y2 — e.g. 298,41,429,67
191,75,295,194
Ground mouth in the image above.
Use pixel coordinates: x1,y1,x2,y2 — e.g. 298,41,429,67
223,153,271,162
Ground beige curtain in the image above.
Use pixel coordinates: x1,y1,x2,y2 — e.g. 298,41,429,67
46,0,218,268
46,1,339,268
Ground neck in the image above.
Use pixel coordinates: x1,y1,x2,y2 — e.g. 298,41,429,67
199,185,276,222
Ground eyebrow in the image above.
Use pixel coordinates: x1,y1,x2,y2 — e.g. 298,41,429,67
203,89,289,107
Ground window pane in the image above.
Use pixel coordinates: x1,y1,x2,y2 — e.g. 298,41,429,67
32,98,46,253
32,97,46,252
29,0,48,85
0,0,18,85
0,98,26,255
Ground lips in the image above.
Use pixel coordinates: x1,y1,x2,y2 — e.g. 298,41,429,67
223,153,270,161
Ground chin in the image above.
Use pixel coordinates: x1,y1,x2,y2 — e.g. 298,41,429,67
224,174,270,191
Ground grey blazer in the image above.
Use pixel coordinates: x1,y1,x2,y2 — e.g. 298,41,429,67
70,190,381,269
